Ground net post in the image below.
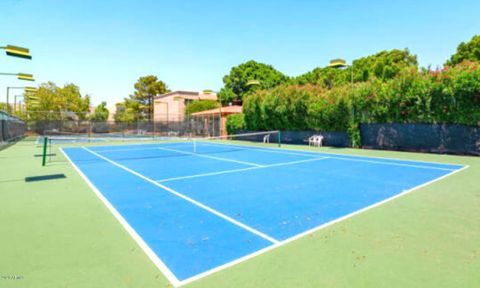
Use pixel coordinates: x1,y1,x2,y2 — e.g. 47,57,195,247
277,130,281,147
42,136,48,166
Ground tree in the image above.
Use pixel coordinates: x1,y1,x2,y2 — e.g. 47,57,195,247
218,60,288,105
126,75,169,121
293,67,349,88
351,49,418,81
114,102,136,123
293,49,417,88
185,100,220,115
25,82,90,121
445,35,480,66
90,101,109,121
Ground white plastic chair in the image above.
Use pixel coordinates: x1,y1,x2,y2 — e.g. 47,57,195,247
315,135,324,147
309,135,323,147
263,134,270,143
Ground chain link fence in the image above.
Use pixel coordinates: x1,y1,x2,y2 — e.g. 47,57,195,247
25,114,221,139
360,123,480,155
1,110,26,144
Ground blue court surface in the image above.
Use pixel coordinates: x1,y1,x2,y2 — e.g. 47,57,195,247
61,141,464,286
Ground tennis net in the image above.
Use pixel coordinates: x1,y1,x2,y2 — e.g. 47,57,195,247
40,130,281,165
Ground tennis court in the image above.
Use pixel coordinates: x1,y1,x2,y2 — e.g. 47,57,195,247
60,137,465,286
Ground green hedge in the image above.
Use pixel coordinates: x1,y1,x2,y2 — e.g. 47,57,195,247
226,113,246,134
242,61,480,141
185,100,220,115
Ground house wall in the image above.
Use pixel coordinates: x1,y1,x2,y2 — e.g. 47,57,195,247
154,91,217,122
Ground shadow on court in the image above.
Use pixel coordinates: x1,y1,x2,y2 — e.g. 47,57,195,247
25,174,67,182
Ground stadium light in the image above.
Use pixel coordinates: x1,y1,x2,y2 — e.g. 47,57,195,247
1,45,32,60
246,80,261,86
328,58,353,85
17,73,35,81
25,87,38,93
329,58,355,117
246,79,270,90
0,72,35,81
328,58,348,68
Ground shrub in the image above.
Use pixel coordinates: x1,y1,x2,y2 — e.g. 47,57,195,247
226,113,245,134
242,61,480,136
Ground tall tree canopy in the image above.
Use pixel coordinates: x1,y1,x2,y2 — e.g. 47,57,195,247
351,49,418,81
445,35,480,66
293,49,418,88
125,75,169,120
293,67,349,88
26,82,90,120
218,60,289,105
90,101,109,121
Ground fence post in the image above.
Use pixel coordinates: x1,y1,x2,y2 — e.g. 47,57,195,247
153,119,156,140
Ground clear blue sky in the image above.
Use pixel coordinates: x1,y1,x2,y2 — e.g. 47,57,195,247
1,0,479,106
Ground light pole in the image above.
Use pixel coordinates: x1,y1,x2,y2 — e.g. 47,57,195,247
203,89,222,136
14,95,24,112
6,86,37,113
328,58,355,118
1,44,33,113
17,99,24,113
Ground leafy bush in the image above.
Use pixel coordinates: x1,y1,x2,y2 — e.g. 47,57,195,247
90,102,109,121
244,85,351,132
185,100,220,115
226,113,246,134
242,61,480,140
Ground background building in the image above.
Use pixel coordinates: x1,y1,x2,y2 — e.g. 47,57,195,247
191,105,242,136
153,90,217,122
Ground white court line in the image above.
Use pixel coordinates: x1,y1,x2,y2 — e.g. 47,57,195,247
176,164,470,287
156,146,264,167
197,142,459,171
82,146,279,245
59,148,181,287
64,145,469,287
91,142,193,153
156,157,330,183
329,156,456,171
92,146,165,153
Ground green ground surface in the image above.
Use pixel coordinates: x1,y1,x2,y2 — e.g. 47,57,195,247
0,138,479,288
